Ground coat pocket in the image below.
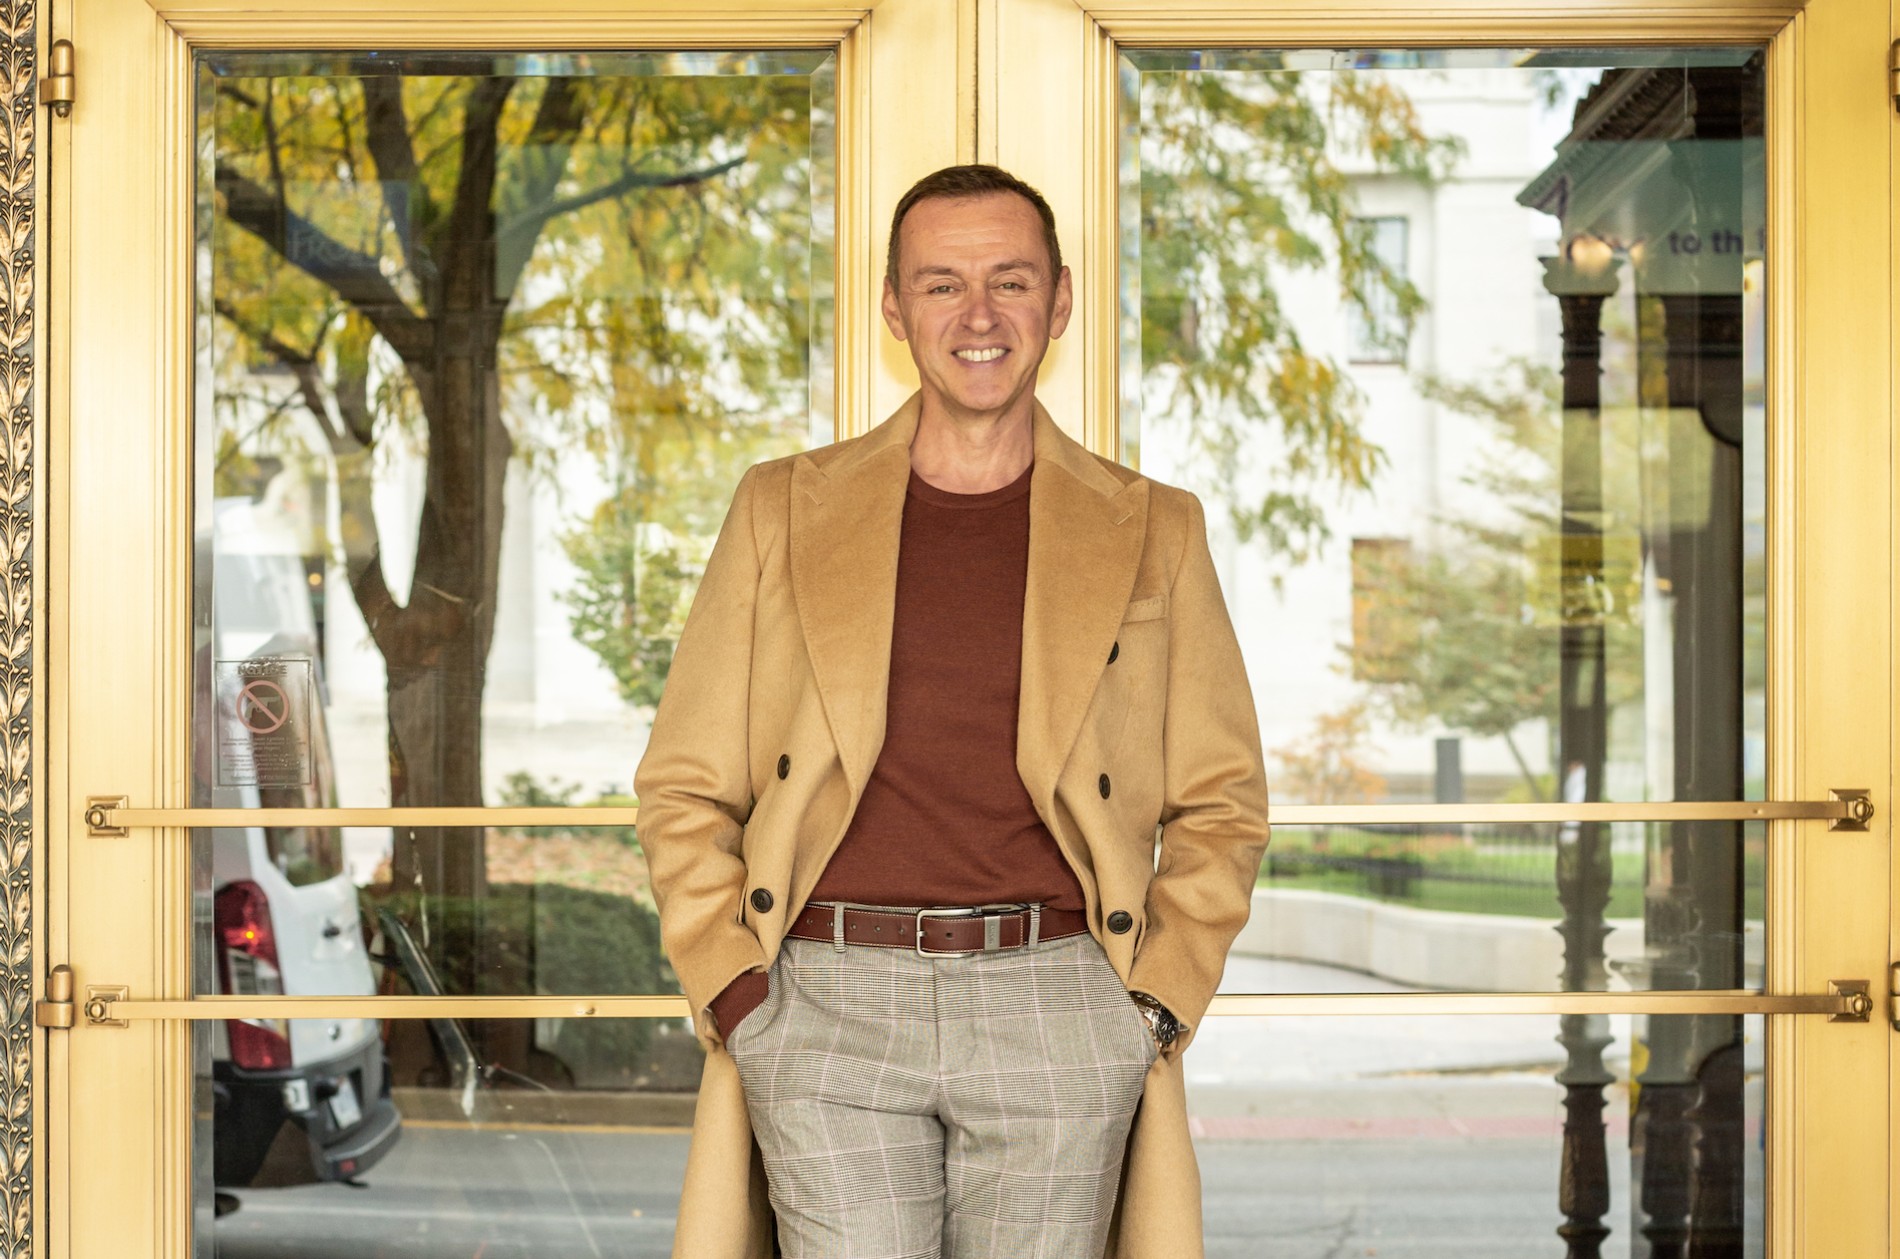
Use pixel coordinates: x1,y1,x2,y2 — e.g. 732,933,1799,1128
1122,594,1168,623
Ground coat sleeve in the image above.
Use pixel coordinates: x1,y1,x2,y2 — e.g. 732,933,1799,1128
634,465,771,1041
1126,491,1271,1052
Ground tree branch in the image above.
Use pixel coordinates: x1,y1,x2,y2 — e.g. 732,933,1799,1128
360,76,421,187
360,76,439,298
212,296,317,368
215,169,432,362
330,339,378,450
440,77,516,307
498,155,745,247
210,297,406,646
483,77,589,299
1501,730,1549,803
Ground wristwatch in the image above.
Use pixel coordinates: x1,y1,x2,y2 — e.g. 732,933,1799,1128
1129,991,1182,1052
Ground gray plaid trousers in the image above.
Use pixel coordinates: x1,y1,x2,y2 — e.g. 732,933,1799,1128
724,931,1158,1259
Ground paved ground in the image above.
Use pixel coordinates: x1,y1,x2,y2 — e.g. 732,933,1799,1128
211,959,1756,1258
216,1123,1596,1258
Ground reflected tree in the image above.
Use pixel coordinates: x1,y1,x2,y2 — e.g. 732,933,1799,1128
1354,362,1566,800
1351,359,1654,802
1269,701,1388,807
209,62,820,953
1133,67,1461,564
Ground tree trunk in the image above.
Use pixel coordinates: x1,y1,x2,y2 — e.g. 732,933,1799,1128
378,339,513,993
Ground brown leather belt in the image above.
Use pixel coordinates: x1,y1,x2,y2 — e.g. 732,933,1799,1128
787,902,1088,956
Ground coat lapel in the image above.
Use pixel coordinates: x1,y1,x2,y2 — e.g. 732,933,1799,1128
788,397,919,792
1017,404,1149,809
792,395,1146,807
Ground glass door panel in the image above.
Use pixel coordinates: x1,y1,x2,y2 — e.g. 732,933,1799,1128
1119,46,1766,811
187,45,835,1248
196,1017,694,1258
1246,821,1766,994
195,49,835,816
1188,1013,1766,1257
1099,37,1813,1259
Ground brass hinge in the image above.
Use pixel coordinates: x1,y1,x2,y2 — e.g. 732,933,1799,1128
33,964,75,1029
39,39,73,117
1889,964,1900,1031
33,965,131,1028
1892,40,1900,114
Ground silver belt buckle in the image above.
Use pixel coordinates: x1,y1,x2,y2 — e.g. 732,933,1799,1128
914,906,982,958
913,904,1036,958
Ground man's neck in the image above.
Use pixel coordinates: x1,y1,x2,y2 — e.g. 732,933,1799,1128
909,395,1037,494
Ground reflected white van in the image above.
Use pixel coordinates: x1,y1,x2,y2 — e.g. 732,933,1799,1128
207,498,401,1193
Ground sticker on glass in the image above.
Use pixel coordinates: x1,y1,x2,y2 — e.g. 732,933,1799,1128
216,656,314,788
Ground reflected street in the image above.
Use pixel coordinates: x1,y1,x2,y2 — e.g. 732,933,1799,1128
216,1121,1568,1259
214,960,1718,1259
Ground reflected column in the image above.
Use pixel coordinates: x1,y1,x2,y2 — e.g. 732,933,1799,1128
1636,63,1755,1256
1640,284,1747,1259
1544,251,1620,1259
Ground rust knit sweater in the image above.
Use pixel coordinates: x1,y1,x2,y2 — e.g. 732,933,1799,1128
711,462,1084,1036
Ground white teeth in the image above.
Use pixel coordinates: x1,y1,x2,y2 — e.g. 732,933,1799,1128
955,348,1006,362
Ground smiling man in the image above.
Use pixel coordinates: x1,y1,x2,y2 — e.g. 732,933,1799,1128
636,165,1271,1259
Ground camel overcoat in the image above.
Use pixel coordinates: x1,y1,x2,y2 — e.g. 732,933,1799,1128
634,394,1271,1259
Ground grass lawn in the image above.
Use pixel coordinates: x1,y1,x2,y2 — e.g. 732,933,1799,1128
1259,827,1765,921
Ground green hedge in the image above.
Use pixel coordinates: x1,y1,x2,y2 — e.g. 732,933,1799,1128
373,881,681,1088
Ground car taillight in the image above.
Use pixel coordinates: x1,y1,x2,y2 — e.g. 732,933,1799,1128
215,880,291,1070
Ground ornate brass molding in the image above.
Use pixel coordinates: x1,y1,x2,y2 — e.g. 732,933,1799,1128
0,5,31,1259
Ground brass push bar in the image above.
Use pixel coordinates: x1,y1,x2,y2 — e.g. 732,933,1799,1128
55,985,1876,1026
82,791,1877,836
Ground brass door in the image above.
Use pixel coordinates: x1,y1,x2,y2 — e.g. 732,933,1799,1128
42,0,1896,1255
993,1,1895,1255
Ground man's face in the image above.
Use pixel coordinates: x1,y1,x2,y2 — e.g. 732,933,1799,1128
881,192,1073,423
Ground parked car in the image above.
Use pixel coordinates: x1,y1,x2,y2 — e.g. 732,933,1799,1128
206,498,401,1195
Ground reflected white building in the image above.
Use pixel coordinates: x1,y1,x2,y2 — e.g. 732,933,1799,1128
1142,67,1567,803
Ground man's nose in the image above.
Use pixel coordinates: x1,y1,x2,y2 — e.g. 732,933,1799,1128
960,289,999,331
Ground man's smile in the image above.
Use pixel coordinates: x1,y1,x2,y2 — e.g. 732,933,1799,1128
954,347,1009,363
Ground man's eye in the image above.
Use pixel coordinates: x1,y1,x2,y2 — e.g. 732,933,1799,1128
929,284,956,294
998,281,1024,291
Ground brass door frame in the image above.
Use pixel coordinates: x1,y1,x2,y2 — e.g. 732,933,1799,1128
45,1,964,1255
39,1,1896,1258
990,2,1895,1255
1891,2,1900,1245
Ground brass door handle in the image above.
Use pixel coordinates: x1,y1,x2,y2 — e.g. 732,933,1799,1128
50,985,1878,1026
79,792,1877,836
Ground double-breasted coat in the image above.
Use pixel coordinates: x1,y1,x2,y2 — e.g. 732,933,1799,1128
634,393,1271,1258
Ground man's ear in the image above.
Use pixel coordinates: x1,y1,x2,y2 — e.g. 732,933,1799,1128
1047,266,1075,341
880,277,909,342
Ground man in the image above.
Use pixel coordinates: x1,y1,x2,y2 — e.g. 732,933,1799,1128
635,164,1270,1259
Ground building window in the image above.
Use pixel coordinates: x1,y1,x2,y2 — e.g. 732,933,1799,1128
1349,216,1409,364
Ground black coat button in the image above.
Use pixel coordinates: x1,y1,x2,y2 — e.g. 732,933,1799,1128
750,888,775,914
1108,641,1120,665
777,754,790,779
1107,910,1134,934
1098,773,1112,799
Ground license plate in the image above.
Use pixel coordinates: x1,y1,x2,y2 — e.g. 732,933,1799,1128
328,1077,362,1129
